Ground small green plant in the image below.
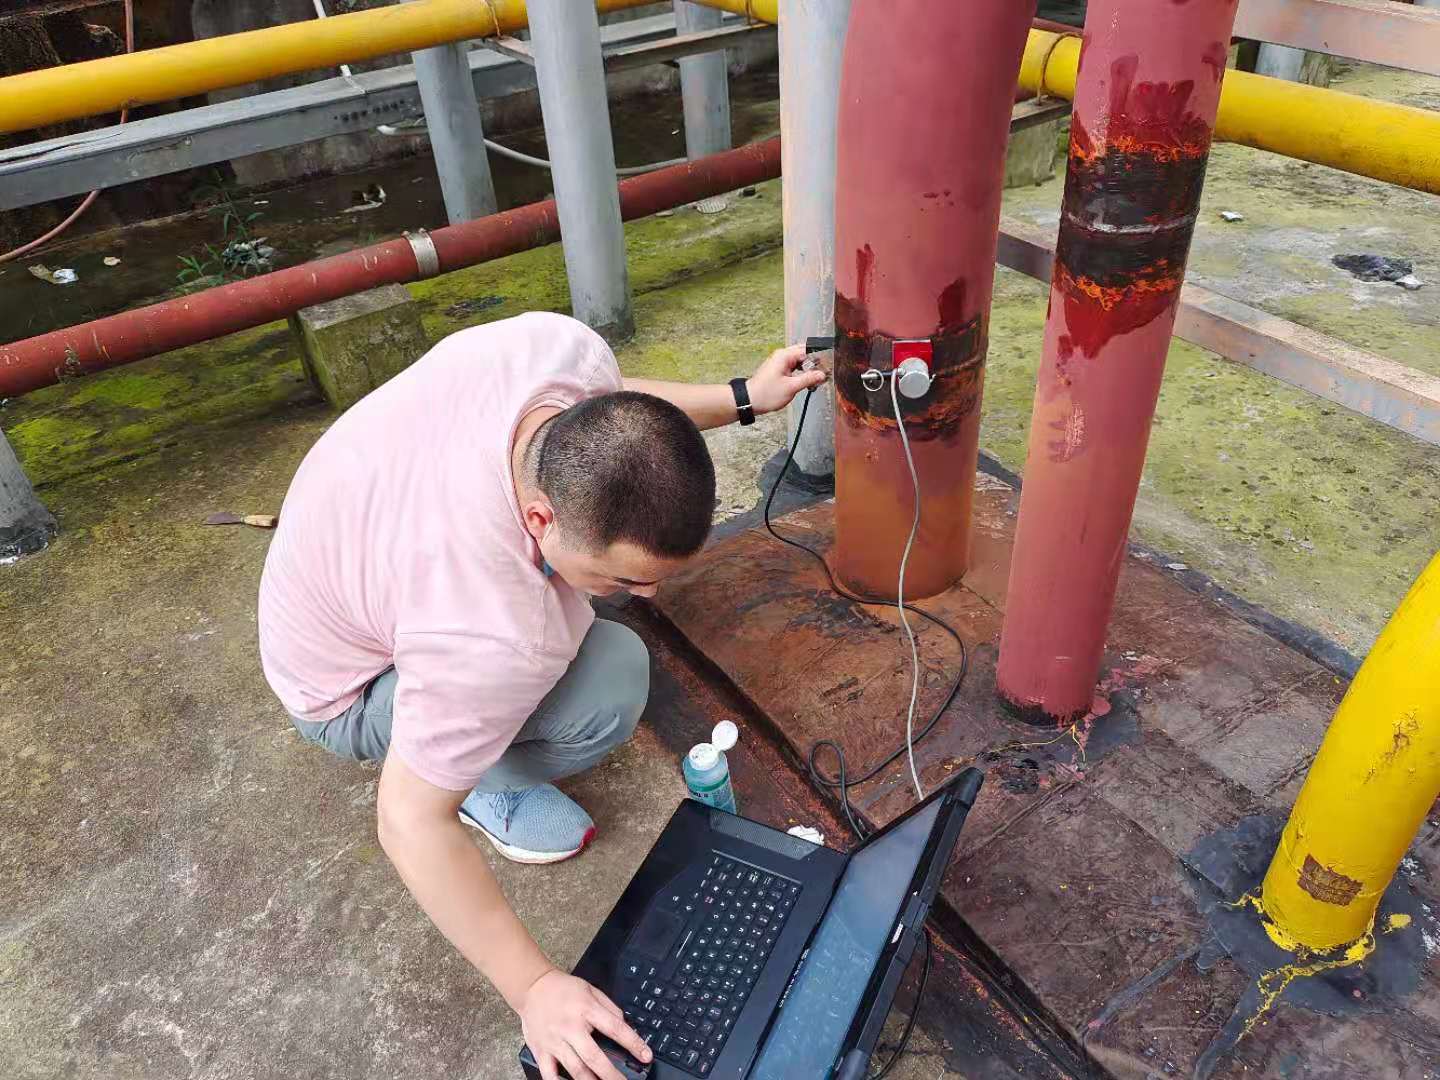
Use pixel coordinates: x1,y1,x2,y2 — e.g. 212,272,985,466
175,172,276,287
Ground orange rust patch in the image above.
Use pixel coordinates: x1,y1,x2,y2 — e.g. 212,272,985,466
1054,262,1183,313
1297,855,1363,907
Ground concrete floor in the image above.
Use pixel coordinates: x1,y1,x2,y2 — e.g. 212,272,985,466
3,58,1439,1080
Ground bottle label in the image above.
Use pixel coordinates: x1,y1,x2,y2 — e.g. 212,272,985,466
688,771,730,794
689,783,737,814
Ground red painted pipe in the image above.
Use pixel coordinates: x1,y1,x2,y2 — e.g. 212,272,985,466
830,0,1035,601
0,138,781,398
996,0,1241,723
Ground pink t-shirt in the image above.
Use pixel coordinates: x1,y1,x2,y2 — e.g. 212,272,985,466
258,312,622,791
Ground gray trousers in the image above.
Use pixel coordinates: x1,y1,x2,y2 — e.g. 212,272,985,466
288,619,650,793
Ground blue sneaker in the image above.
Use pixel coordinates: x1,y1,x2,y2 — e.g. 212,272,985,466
458,784,596,865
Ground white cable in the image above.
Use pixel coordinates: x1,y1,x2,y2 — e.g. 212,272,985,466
479,138,688,177
890,372,926,803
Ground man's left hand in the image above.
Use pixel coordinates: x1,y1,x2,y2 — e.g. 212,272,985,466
745,344,829,416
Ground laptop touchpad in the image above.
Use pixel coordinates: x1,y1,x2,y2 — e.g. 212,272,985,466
629,907,685,961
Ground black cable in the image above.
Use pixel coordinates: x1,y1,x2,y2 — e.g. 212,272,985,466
762,385,967,1076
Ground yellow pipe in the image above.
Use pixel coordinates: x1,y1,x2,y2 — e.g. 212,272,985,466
0,0,652,135
1260,550,1440,951
687,0,779,21
5,4,1438,196
1019,29,1440,196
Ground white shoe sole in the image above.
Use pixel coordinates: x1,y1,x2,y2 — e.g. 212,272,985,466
458,810,594,865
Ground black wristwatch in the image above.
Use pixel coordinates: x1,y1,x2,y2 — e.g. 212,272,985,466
730,378,755,426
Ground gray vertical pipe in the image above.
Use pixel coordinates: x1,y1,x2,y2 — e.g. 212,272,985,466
528,0,634,339
779,0,850,479
673,1,732,159
412,41,498,224
1254,42,1308,82
0,431,56,562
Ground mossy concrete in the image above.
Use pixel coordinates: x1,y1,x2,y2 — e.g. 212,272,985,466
1002,120,1060,190
289,284,428,411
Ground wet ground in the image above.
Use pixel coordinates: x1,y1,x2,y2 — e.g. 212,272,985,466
3,54,1440,1080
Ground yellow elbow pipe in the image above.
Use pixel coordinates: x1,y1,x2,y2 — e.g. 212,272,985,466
1260,550,1440,951
686,0,779,23
0,0,652,136
1020,29,1440,196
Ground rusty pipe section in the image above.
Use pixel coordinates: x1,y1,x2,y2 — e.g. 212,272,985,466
829,0,1034,601
0,139,780,398
996,0,1241,723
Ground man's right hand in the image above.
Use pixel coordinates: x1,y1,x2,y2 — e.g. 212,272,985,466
519,968,653,1080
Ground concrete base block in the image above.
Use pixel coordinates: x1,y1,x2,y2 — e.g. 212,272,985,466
0,430,56,563
1004,118,1061,189
288,284,429,411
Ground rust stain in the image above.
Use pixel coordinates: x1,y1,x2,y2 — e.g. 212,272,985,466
1365,711,1422,781
1051,59,1216,360
1296,855,1363,907
937,276,968,332
855,243,876,307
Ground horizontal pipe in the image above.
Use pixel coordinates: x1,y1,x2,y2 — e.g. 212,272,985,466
0,139,781,398
4,0,1436,198
1234,0,1440,80
1020,28,1440,195
0,0,653,136
688,0,780,21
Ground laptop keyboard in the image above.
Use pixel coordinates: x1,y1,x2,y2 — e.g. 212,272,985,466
618,853,801,1076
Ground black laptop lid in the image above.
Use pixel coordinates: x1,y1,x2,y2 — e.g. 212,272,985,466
745,770,982,1079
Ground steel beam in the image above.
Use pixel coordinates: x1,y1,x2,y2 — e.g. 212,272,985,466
996,217,1440,448
1234,0,1440,77
0,12,751,213
606,22,771,74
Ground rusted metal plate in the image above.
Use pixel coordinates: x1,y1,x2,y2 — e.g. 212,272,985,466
946,781,1211,1022
1235,0,1440,78
649,485,1440,1078
611,599,1089,1079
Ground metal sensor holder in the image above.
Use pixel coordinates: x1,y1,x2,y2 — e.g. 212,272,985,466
860,339,935,398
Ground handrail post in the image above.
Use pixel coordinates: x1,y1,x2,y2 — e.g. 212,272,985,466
0,431,55,563
778,0,849,480
528,0,634,339
412,39,498,224
674,1,732,159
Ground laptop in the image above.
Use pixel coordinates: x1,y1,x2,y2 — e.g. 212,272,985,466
520,767,984,1080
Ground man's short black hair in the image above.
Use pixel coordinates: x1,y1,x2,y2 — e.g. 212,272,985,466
530,391,716,558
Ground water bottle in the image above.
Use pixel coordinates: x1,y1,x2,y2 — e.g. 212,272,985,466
683,720,739,815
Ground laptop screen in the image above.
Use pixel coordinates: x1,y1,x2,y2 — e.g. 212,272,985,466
747,798,943,1079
